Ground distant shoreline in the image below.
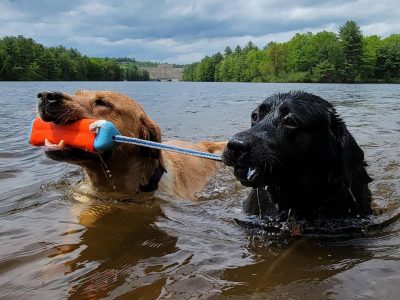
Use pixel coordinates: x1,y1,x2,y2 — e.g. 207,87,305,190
1,80,398,84
182,21,400,84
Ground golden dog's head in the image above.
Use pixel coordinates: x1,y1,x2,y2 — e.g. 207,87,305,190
37,90,165,195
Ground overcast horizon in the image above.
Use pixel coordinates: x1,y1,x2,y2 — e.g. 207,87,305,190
1,0,399,64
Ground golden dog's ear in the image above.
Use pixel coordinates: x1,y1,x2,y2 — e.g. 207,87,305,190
139,114,166,172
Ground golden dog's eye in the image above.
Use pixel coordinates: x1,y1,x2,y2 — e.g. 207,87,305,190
94,99,112,108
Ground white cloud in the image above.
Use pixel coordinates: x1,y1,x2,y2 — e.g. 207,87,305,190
1,0,399,63
362,22,400,37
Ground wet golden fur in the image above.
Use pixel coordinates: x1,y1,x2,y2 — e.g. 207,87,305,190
40,90,225,200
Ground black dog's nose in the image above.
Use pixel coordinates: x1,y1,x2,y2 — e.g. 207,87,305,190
37,91,64,103
227,138,250,154
223,136,251,167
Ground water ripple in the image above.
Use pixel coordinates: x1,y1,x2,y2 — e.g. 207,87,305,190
0,82,399,299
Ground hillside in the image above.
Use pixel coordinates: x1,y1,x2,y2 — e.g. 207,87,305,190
144,64,183,81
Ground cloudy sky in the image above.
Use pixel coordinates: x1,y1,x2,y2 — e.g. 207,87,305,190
1,0,399,64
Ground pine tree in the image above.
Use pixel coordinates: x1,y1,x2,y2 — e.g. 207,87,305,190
243,41,258,53
224,46,233,57
234,45,242,56
339,20,363,82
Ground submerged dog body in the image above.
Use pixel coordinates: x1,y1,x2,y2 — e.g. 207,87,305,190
223,91,372,220
37,90,225,200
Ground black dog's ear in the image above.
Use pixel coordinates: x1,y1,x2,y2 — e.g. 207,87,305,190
330,110,364,185
340,131,364,184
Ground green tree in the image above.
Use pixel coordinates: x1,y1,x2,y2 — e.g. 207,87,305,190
361,35,381,80
181,21,399,83
243,41,258,53
265,42,288,77
194,56,214,81
286,32,315,72
376,34,400,81
182,63,197,81
234,45,242,56
224,46,233,57
190,53,223,82
218,55,235,81
310,31,344,82
312,60,337,82
232,52,245,81
242,49,263,82
0,35,150,81
0,44,9,80
339,20,363,82
138,69,150,81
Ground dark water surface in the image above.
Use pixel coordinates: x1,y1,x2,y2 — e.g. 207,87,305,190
1,82,400,299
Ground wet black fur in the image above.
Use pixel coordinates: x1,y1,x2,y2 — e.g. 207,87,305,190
223,91,372,220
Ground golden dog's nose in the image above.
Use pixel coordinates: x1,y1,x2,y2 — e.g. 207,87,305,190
37,91,64,103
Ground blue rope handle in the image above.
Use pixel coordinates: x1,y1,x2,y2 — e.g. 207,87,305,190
113,135,222,161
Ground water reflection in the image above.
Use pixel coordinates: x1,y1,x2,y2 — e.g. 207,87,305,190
223,238,370,295
61,196,177,299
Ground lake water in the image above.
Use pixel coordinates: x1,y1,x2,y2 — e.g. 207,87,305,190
0,82,400,299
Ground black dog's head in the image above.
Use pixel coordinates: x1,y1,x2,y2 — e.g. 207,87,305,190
223,92,372,217
223,91,363,186
223,92,371,218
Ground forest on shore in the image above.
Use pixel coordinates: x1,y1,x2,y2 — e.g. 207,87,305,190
182,21,400,83
1,21,399,83
0,36,150,81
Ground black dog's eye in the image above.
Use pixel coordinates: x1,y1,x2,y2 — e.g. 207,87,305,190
94,99,112,108
282,115,298,129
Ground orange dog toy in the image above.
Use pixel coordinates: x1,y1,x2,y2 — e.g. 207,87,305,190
29,118,222,160
29,118,97,152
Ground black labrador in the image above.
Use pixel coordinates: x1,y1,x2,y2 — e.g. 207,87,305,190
223,91,372,221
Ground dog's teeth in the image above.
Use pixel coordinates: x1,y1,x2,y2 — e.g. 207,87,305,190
247,168,257,181
44,139,65,151
44,138,54,146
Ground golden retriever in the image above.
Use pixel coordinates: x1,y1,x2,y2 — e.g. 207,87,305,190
37,90,226,200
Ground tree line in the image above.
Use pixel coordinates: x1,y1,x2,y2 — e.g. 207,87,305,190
182,21,400,83
0,36,150,81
